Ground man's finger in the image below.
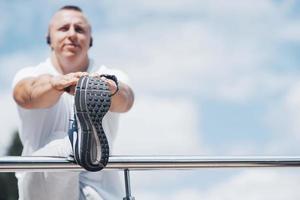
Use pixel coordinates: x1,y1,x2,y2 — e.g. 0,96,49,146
90,72,100,77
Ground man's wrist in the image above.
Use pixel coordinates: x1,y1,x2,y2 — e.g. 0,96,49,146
100,74,119,96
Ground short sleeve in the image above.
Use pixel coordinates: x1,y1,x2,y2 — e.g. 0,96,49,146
12,67,37,89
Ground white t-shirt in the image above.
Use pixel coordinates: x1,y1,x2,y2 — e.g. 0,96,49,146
13,58,127,200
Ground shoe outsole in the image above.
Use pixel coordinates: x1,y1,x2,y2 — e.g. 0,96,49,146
74,76,111,171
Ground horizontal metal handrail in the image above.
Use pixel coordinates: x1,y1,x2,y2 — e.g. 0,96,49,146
1,156,300,172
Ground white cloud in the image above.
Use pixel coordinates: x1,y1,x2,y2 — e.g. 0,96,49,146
0,3,9,47
280,20,300,42
131,169,300,200
99,0,287,20
264,80,300,154
201,170,300,200
113,95,203,155
266,80,300,132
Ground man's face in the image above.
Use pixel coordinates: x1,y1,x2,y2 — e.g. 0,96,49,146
48,10,91,59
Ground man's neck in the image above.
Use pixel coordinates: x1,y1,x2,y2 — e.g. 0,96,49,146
51,52,89,74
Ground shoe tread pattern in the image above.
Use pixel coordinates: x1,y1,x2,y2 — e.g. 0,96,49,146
74,76,111,171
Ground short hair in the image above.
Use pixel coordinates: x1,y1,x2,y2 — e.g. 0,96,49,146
59,5,82,12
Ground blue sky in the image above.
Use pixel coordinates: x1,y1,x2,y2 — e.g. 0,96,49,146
2,0,300,199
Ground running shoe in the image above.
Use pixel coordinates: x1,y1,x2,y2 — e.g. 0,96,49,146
69,75,112,171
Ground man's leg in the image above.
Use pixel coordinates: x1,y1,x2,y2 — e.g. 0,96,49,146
17,136,79,200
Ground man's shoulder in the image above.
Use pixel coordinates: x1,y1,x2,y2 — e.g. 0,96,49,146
15,58,51,75
12,58,52,88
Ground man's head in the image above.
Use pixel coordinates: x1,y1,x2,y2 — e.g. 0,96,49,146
47,5,92,60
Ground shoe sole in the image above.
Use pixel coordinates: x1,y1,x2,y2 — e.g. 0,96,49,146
74,76,111,171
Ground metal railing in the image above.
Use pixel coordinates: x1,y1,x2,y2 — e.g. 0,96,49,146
1,155,300,172
2,155,300,200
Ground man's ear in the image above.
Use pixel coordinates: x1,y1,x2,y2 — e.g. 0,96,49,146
89,37,93,47
46,35,51,45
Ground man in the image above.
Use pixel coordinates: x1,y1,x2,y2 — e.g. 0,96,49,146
12,5,134,200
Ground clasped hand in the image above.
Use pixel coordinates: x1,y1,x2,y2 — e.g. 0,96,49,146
50,72,118,95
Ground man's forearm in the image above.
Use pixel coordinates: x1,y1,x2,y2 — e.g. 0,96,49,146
13,74,63,109
110,82,134,113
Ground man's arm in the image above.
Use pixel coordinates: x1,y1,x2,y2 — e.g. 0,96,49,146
13,72,87,109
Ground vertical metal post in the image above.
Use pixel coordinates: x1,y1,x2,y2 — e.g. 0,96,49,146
123,169,135,200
